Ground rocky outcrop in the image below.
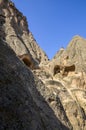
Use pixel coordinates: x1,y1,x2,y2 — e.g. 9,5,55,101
0,39,72,130
33,35,86,130
45,35,86,130
1,0,48,65
0,1,86,130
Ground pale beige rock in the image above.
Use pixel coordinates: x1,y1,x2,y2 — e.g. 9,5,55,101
1,1,49,66
0,1,86,130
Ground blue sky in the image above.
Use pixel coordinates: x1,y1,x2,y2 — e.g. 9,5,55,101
12,0,86,59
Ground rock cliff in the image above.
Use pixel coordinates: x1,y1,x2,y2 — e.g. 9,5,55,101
0,0,86,130
0,0,48,66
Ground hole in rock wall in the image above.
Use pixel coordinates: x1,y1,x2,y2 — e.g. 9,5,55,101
64,65,75,73
53,64,75,76
22,57,32,68
54,65,60,75
19,54,34,69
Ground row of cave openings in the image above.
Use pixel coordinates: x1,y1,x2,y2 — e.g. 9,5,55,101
54,64,75,76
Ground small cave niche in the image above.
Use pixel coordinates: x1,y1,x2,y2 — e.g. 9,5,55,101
53,64,75,77
22,57,32,68
19,54,33,69
63,64,75,76
54,65,60,75
64,64,75,73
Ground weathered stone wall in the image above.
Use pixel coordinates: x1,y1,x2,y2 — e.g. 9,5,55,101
0,0,49,66
0,1,86,130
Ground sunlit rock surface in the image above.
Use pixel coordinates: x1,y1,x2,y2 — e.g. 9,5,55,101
0,1,86,130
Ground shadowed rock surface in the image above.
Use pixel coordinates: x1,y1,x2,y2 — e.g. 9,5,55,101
0,0,86,130
0,39,72,130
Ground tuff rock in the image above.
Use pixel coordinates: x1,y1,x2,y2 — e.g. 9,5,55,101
0,0,86,130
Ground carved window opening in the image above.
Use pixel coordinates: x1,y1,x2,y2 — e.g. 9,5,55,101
22,57,32,68
54,65,60,75
64,65,75,73
53,64,75,76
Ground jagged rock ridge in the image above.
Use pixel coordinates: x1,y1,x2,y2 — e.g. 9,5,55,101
0,0,48,68
0,0,86,130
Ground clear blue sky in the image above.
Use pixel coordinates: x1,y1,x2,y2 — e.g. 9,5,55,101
12,0,86,59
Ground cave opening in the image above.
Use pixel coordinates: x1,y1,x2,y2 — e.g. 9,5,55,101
54,65,60,75
22,57,32,68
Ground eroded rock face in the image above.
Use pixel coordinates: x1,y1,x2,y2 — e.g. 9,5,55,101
0,39,72,130
33,35,86,130
45,35,86,130
0,1,86,130
1,0,48,65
